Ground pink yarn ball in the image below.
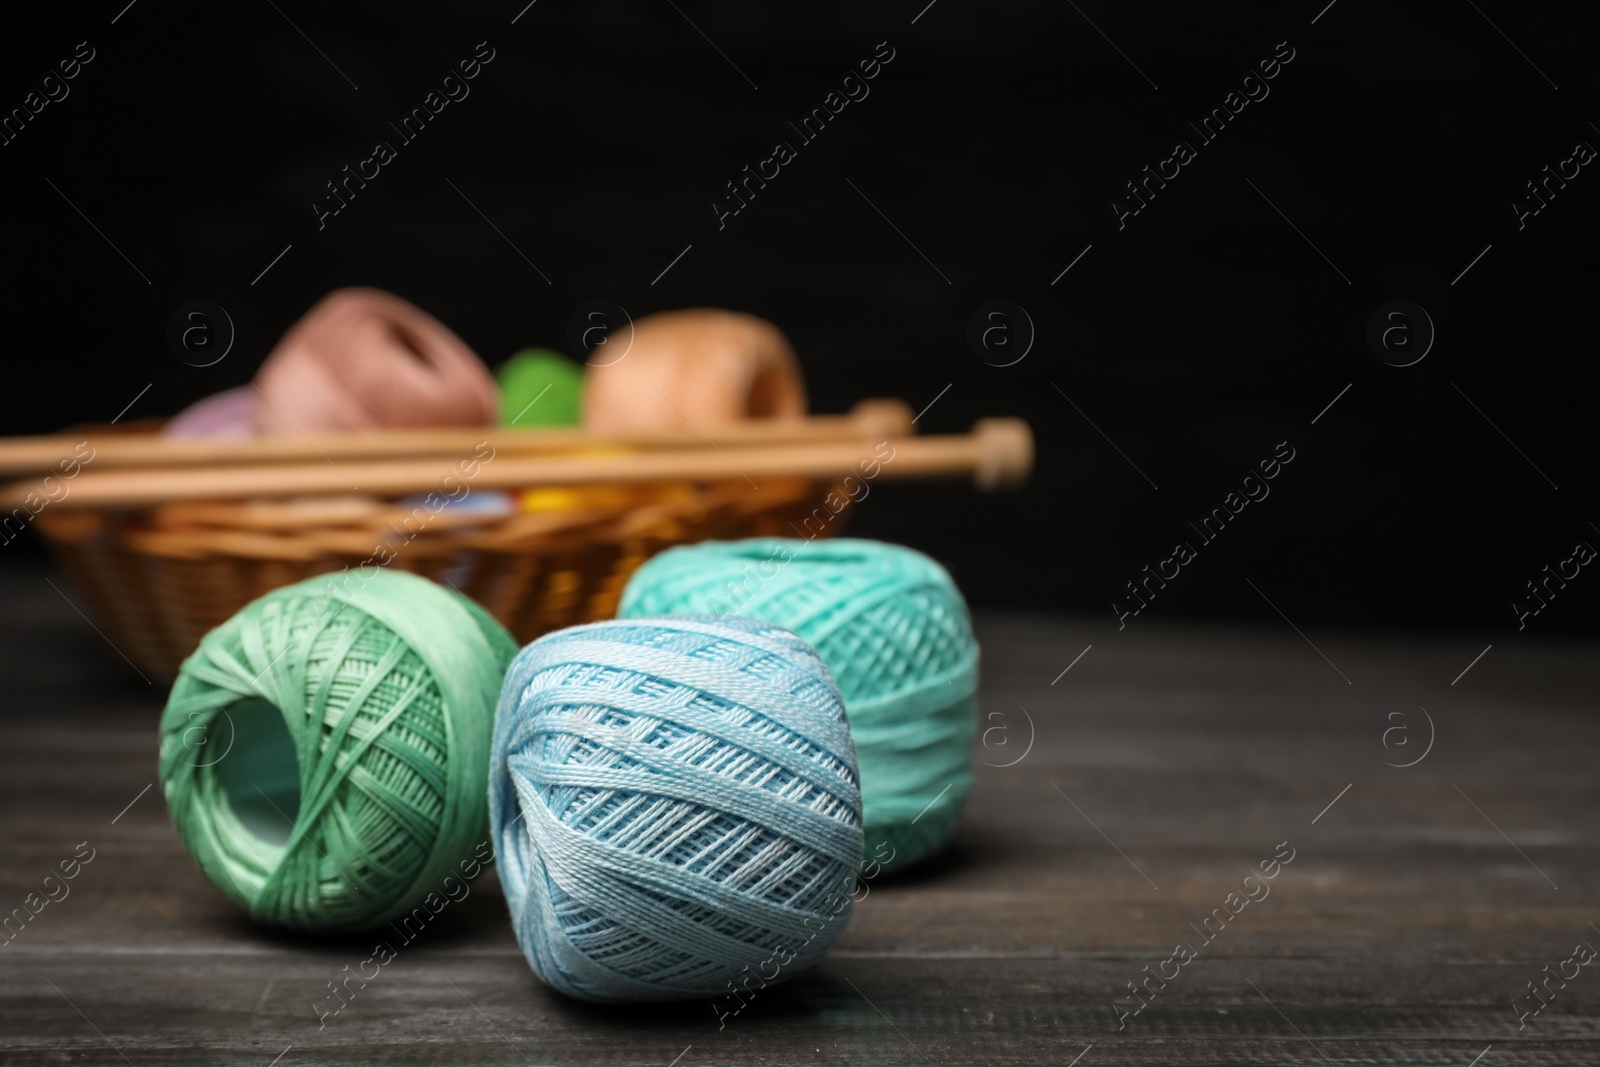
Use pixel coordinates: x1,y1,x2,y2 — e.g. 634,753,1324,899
253,288,497,436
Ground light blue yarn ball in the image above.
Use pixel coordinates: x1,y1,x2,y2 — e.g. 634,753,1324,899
619,538,978,871
489,615,865,1003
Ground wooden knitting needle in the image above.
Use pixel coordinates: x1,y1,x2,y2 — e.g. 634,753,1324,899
0,419,1032,509
0,399,914,475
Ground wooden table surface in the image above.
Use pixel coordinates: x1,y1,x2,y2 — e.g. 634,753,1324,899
2,564,1596,1065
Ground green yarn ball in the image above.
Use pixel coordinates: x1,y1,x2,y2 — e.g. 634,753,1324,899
159,570,515,931
497,348,584,427
618,538,979,870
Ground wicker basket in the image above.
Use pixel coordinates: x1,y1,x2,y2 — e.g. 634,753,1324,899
35,476,836,680
8,402,1031,681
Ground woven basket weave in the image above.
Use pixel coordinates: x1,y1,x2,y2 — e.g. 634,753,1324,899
35,476,841,681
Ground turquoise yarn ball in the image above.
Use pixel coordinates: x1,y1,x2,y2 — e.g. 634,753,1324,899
489,615,864,1003
619,539,978,870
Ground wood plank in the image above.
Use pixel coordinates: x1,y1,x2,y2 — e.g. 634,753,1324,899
2,566,1597,1064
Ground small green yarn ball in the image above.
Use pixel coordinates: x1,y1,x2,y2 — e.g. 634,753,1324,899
159,570,515,931
618,538,979,870
498,348,584,427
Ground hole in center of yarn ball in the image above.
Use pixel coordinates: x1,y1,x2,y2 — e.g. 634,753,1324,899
745,362,791,418
211,698,302,847
386,320,433,367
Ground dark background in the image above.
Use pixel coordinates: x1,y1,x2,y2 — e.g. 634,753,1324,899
2,0,1595,636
